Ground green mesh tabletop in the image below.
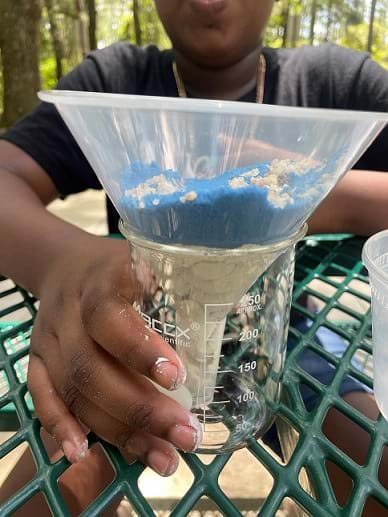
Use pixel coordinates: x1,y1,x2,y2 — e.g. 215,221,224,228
1,235,388,516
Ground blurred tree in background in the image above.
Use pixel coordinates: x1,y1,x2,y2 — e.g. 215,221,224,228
0,0,42,127
0,0,387,128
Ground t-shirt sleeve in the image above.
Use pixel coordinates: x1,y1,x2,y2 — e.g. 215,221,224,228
280,44,388,172
1,52,114,196
349,55,388,172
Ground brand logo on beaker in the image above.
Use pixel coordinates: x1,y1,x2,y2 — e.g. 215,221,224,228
133,302,191,342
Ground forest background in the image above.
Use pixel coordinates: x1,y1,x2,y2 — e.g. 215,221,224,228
0,0,387,129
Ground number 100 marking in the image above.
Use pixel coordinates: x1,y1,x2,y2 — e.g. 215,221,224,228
237,390,255,403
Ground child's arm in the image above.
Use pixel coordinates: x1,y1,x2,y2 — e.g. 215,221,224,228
0,140,201,476
308,170,388,236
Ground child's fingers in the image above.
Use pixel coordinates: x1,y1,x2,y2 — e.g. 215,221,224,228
62,393,180,477
55,327,202,452
28,353,177,475
79,294,186,391
27,352,88,464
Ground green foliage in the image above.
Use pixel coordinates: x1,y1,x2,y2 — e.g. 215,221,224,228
98,0,169,48
366,21,388,68
35,0,388,73
40,56,58,89
339,23,370,52
265,2,286,47
266,0,388,69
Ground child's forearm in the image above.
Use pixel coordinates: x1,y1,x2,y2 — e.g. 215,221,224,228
307,170,388,236
0,168,94,297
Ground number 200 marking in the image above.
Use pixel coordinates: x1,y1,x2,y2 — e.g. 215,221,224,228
239,328,259,341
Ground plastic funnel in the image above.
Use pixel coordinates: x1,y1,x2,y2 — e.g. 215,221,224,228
38,91,388,247
362,230,388,421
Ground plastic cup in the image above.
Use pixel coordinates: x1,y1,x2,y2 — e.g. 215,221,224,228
362,230,388,421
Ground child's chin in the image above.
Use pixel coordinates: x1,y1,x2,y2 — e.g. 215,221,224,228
188,39,244,67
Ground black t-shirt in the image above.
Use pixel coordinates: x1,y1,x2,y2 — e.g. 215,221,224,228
2,43,388,232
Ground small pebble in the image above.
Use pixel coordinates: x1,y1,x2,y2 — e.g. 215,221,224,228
180,191,198,203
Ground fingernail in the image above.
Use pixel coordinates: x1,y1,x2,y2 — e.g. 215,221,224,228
61,437,88,464
147,449,179,477
152,357,186,390
167,417,203,452
121,453,137,466
76,418,90,434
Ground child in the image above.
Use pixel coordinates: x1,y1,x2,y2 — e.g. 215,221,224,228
0,0,388,514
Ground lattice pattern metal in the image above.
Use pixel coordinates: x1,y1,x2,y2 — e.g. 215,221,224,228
1,236,388,516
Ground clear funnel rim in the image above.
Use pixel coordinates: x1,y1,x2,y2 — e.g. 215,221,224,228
38,90,388,123
119,220,307,256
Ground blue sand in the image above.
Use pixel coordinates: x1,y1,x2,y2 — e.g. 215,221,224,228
119,158,339,248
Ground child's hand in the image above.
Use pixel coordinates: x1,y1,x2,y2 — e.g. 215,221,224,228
27,236,201,477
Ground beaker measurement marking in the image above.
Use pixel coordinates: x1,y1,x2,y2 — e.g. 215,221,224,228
203,430,229,434
205,389,221,395
236,423,249,432
236,294,264,314
211,400,231,405
204,303,234,308
238,360,257,373
216,369,234,374
205,385,224,390
239,328,260,341
203,302,233,423
236,391,256,403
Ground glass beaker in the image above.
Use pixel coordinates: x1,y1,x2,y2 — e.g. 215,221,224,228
120,221,306,453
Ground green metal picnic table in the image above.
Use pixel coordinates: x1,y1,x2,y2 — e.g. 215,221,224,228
0,234,388,516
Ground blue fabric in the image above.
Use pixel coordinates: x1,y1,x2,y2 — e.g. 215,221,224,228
262,316,370,456
289,318,371,411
